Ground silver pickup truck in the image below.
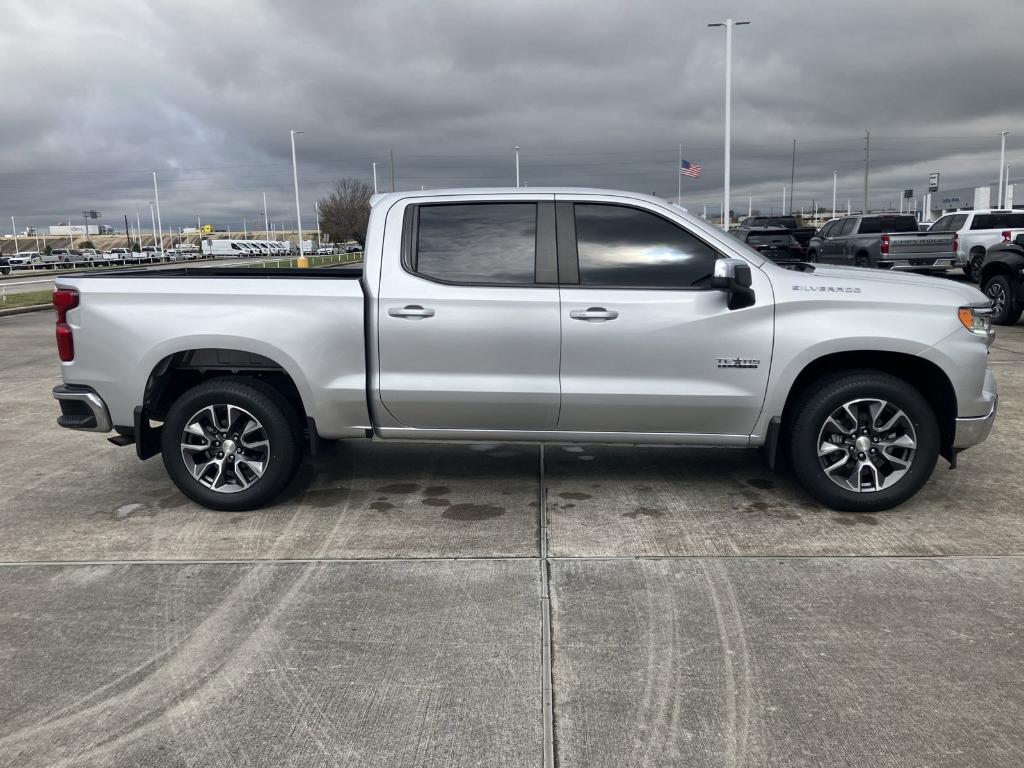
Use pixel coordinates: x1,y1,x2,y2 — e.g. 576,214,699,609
52,188,998,513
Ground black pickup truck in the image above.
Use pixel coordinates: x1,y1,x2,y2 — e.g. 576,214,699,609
737,215,817,253
979,233,1024,325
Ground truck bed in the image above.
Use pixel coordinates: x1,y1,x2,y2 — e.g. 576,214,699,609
54,270,371,439
67,266,364,279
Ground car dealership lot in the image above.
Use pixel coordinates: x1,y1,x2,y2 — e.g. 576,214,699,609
2,311,1024,766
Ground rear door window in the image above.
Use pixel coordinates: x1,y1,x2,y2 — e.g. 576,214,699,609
413,203,537,285
838,218,858,236
971,214,995,230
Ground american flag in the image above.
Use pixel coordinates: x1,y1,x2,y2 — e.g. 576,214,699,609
680,160,702,178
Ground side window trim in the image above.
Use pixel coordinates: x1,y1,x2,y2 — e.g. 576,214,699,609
564,201,724,291
555,201,579,285
399,201,555,288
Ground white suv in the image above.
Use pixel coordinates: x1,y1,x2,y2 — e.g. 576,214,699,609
929,209,1024,281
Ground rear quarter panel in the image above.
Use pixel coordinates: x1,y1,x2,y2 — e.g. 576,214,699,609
55,275,370,438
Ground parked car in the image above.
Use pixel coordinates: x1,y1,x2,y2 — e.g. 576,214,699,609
50,249,84,266
927,209,1024,281
78,248,107,263
140,246,162,260
737,215,817,254
106,248,133,261
806,214,956,272
979,233,1024,325
52,187,997,514
1,254,13,275
728,227,803,266
344,242,362,253
7,251,49,267
316,246,334,255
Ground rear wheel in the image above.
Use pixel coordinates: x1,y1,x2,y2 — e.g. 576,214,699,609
984,275,1023,325
967,250,986,282
789,371,939,512
854,255,870,269
160,377,303,511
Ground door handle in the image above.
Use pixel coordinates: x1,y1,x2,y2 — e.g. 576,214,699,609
569,307,619,322
388,305,435,319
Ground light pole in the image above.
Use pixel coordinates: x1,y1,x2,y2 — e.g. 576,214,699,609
708,18,750,230
372,162,378,195
135,207,142,251
514,146,520,188
315,202,322,250
998,131,1009,209
832,170,838,220
263,192,270,248
149,203,157,250
150,171,162,256
290,130,305,260
11,216,19,255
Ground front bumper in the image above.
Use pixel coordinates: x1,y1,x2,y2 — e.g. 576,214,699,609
953,369,998,449
53,384,112,433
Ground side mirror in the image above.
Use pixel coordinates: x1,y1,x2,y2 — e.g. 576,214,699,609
712,258,756,310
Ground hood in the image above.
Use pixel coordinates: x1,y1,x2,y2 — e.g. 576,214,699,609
780,263,988,306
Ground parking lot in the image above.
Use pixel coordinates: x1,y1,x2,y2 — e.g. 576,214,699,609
2,309,1024,766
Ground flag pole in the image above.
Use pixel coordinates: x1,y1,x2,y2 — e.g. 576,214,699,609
677,143,682,205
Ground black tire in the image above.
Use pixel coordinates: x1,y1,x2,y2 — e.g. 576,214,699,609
160,377,303,511
854,254,870,269
984,274,1023,325
967,251,986,283
788,370,939,512
806,248,818,262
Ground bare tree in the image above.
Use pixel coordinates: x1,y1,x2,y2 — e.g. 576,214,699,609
318,178,373,247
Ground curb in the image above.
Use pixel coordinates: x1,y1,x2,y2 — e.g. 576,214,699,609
0,303,52,318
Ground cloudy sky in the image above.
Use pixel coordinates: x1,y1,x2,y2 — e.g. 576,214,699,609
1,0,1022,231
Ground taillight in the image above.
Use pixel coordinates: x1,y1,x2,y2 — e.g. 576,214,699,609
1002,230,1012,242
53,288,78,362
880,234,889,255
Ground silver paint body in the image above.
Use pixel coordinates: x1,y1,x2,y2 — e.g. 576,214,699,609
55,188,997,452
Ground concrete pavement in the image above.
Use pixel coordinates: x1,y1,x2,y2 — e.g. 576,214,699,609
2,310,1024,766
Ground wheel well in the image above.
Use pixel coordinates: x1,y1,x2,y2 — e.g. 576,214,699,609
780,351,957,459
854,251,870,261
979,261,1017,288
143,349,306,424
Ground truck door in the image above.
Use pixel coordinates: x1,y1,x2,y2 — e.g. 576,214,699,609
828,217,858,263
554,197,773,437
377,197,561,431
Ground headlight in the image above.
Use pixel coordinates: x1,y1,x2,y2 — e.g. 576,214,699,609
958,306,994,343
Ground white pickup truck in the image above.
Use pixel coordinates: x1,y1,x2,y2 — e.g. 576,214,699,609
52,188,998,513
928,209,1024,281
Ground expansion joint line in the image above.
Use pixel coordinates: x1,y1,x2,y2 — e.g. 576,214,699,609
539,444,556,768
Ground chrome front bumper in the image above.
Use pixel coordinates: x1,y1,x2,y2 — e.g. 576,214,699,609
53,384,112,433
953,369,998,450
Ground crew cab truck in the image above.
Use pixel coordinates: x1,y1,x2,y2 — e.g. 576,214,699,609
52,188,998,513
737,215,816,253
928,209,1024,281
807,214,956,272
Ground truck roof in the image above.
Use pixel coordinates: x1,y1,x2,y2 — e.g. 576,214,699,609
369,187,675,208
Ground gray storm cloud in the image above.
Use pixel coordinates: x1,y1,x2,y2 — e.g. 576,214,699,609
1,0,1021,229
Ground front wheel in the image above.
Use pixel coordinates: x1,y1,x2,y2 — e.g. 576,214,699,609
160,377,303,511
789,371,939,512
984,275,1023,325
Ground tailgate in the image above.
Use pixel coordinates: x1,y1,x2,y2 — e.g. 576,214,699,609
887,232,955,257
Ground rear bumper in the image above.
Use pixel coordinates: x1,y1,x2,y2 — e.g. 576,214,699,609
953,369,998,449
880,257,956,271
52,384,112,433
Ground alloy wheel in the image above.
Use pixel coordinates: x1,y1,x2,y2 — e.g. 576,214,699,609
816,398,917,492
179,404,270,493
